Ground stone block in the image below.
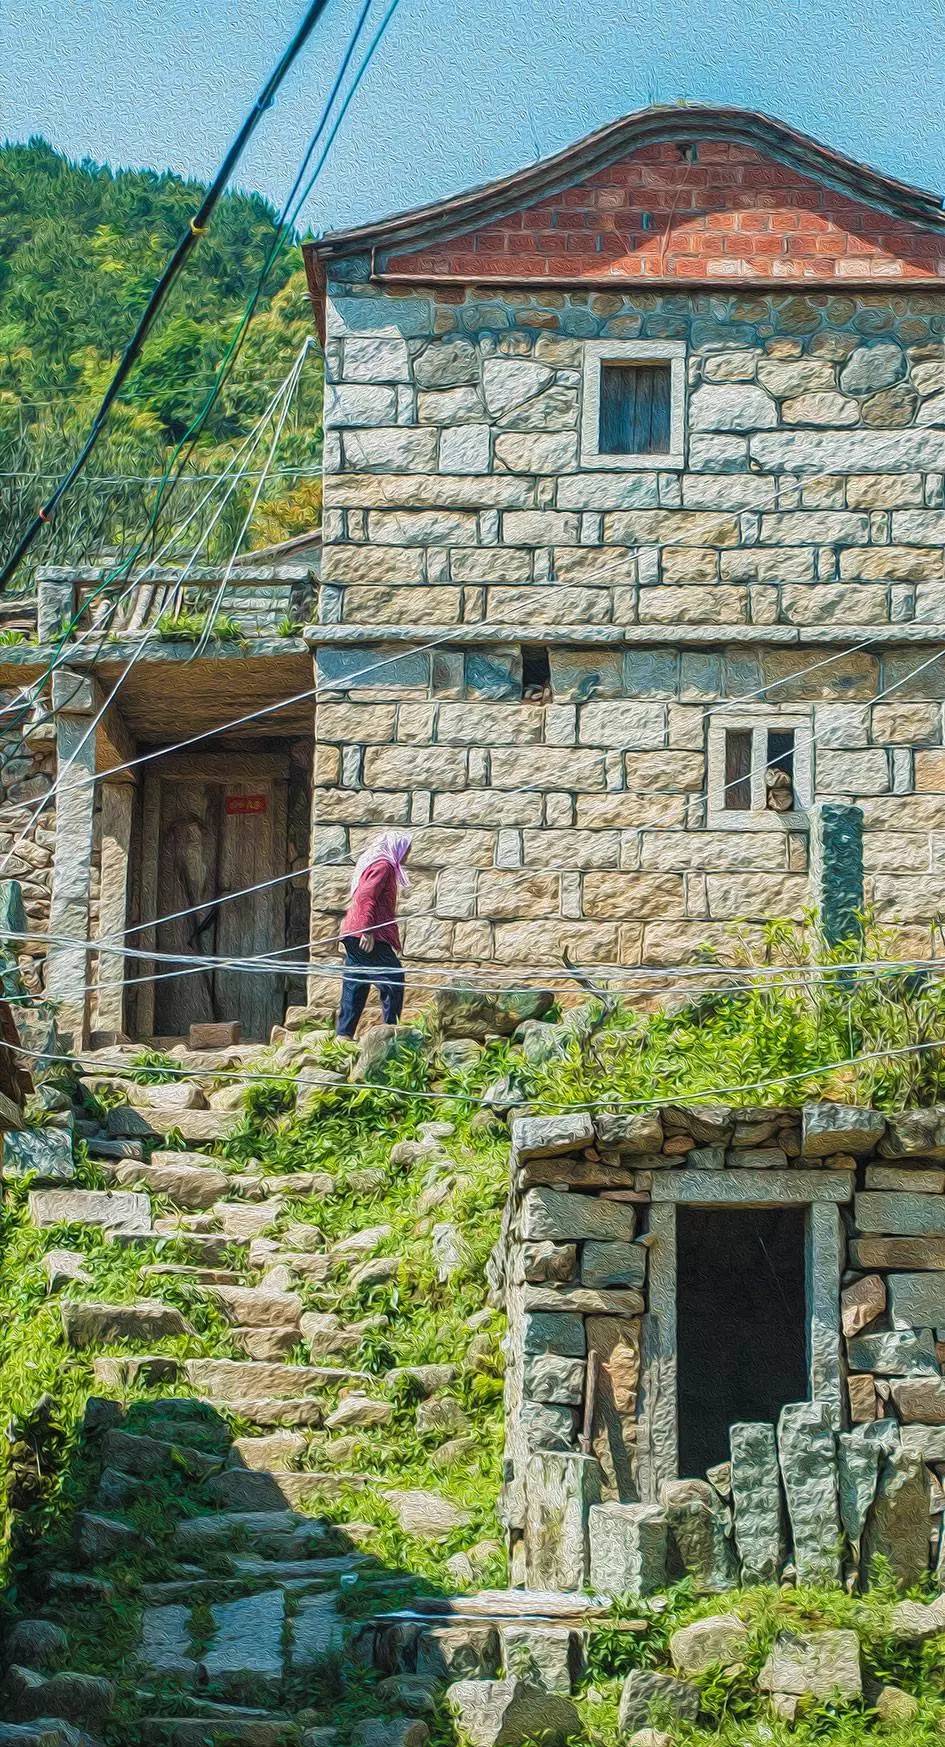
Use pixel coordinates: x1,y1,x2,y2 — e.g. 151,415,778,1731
887,1273,945,1329
3,1128,74,1184
522,1312,586,1359
199,1588,285,1697
588,1502,667,1596
446,1678,579,1747
850,1235,945,1270
660,1478,737,1591
522,1188,636,1243
501,1625,580,1695
847,1374,878,1422
415,1625,500,1682
889,1377,945,1421
522,1242,578,1284
866,1165,945,1194
777,1402,842,1585
847,1328,938,1373
669,1614,750,1677
28,1187,150,1235
730,1421,785,1585
855,1192,945,1234
758,1629,861,1704
689,384,776,432
618,1670,700,1734
586,1315,642,1500
802,1104,884,1158
523,1451,602,1590
512,1114,595,1159
840,1274,885,1337
862,1447,930,1588
581,1242,647,1290
522,1354,585,1406
520,1400,578,1452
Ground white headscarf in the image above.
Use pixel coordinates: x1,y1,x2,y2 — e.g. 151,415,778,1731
349,830,412,895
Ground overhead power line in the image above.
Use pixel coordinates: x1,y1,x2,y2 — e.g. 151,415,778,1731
0,0,338,594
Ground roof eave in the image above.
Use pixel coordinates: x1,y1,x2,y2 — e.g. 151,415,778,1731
307,103,945,267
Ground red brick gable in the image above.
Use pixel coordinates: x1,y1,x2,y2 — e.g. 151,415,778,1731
385,141,945,285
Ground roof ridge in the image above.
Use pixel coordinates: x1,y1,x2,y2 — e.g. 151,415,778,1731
307,103,945,263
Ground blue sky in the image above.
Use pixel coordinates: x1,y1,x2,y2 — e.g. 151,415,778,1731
3,0,945,233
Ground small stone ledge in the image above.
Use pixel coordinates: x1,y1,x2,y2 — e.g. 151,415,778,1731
303,620,945,649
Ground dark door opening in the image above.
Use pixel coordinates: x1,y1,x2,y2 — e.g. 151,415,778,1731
676,1205,808,1477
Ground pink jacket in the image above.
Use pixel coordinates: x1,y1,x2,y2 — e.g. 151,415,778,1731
341,860,402,951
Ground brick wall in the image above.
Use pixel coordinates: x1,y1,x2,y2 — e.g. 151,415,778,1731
385,142,945,283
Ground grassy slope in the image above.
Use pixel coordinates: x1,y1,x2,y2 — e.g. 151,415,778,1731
7,949,945,1738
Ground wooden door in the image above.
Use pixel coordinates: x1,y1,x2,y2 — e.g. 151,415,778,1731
153,780,219,1037
214,779,285,1042
149,771,286,1041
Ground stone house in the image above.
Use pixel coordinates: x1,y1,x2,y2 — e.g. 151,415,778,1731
302,103,945,983
10,104,945,1043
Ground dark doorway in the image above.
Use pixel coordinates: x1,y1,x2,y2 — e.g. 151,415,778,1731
676,1205,808,1476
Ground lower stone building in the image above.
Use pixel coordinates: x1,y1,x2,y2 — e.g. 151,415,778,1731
497,1102,945,1595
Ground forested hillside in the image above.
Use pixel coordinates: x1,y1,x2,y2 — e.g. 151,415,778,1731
0,137,323,590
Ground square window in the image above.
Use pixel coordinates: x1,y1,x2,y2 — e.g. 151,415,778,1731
599,363,672,456
708,714,810,830
580,339,685,470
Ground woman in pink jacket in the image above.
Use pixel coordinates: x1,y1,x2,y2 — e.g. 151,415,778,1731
335,832,411,1038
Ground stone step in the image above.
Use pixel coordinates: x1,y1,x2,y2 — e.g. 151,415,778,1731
138,1603,197,1682
184,1358,367,1399
99,1153,229,1209
106,1106,240,1142
92,1355,182,1389
28,1187,151,1236
229,1432,307,1471
204,1468,366,1511
101,1428,220,1482
173,1510,331,1558
150,1233,248,1266
0,1724,97,1746
60,1299,192,1349
6,1666,114,1730
199,1397,325,1428
198,1589,284,1699
232,1329,301,1363
231,1553,366,1583
214,1202,284,1242
203,1286,303,1328
139,1720,296,1746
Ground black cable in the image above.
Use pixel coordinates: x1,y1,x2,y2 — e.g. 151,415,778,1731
0,0,336,594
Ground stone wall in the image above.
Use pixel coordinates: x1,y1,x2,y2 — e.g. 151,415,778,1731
497,1102,945,1594
309,641,945,972
0,694,55,993
319,282,945,631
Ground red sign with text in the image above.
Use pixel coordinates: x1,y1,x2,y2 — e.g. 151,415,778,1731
225,793,268,816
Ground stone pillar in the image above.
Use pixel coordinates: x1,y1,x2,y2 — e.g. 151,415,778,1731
46,670,100,1047
808,803,864,947
36,569,76,643
94,779,136,1039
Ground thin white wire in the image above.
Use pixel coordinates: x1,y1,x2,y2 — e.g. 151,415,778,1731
0,370,308,724
192,340,313,657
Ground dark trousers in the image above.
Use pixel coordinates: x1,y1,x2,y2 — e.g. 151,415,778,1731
336,936,405,1037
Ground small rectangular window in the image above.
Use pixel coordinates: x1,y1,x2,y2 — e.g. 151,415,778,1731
766,728,796,812
724,728,752,811
522,645,551,701
599,363,672,456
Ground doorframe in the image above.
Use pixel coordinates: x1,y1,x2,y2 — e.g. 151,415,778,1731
637,1170,850,1501
132,750,290,1039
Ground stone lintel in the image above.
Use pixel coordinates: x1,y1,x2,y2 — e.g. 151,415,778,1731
304,621,945,649
650,1170,854,1204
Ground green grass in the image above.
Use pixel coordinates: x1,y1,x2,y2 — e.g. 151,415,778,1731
10,936,945,1739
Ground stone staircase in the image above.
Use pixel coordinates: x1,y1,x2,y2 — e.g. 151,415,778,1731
0,1035,525,1746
